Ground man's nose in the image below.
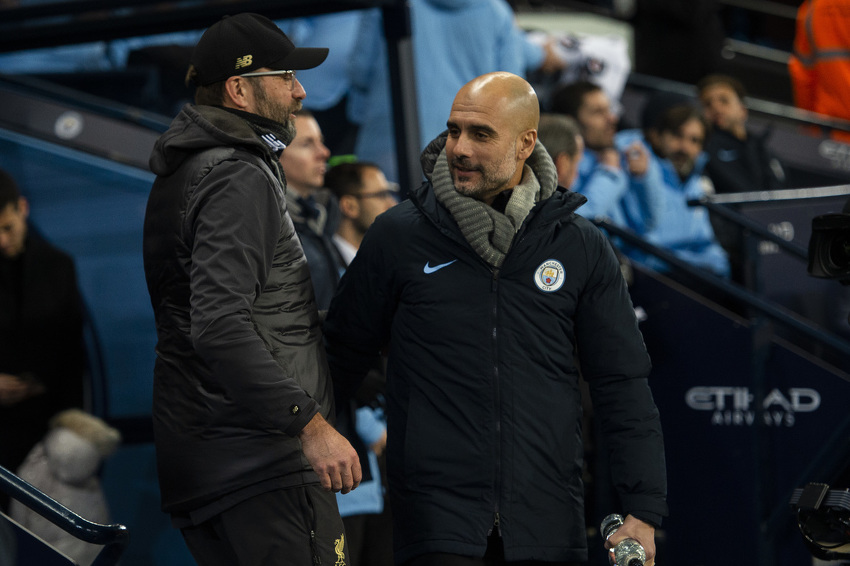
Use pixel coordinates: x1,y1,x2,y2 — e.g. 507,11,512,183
292,78,306,100
453,133,473,157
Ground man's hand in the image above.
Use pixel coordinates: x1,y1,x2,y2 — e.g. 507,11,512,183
538,38,567,75
604,514,656,566
0,373,44,406
299,413,362,494
370,429,387,457
624,142,650,177
599,148,622,170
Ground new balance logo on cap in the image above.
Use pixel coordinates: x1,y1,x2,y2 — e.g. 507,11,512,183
235,55,253,69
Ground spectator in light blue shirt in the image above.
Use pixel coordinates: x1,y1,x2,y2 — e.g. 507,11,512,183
346,0,541,182
551,81,664,232
634,103,730,277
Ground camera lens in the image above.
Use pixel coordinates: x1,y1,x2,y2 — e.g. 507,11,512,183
827,234,850,271
808,212,850,278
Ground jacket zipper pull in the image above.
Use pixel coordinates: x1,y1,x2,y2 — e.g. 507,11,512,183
492,512,502,537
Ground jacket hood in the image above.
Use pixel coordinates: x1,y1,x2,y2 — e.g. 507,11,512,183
149,104,281,177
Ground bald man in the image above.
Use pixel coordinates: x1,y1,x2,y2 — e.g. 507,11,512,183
324,72,667,566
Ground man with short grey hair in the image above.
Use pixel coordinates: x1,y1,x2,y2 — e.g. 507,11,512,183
537,113,584,190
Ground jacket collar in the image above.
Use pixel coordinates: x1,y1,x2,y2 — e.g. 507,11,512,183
285,188,341,238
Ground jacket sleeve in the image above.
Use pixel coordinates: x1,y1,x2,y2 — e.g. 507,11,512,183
346,8,384,126
614,137,665,234
627,157,665,233
323,212,397,408
517,28,545,72
51,255,86,412
355,406,386,448
187,160,318,436
789,2,816,112
575,164,629,221
494,0,528,76
789,56,816,113
574,225,668,524
21,242,86,412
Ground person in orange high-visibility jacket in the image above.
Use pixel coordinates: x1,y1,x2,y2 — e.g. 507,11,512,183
788,0,850,142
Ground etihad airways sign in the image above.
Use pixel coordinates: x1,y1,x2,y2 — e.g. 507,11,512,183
684,387,821,428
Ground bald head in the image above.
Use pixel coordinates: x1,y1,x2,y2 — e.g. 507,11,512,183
445,72,540,205
454,72,540,134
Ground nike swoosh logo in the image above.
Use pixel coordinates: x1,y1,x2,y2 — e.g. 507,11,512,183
423,260,457,274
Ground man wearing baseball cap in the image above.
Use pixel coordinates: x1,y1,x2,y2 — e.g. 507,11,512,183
143,13,360,565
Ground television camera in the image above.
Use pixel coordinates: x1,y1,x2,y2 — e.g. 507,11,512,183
790,483,850,561
809,199,850,284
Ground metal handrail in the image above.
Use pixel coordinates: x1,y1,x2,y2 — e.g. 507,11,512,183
687,196,808,261
0,0,398,53
700,184,850,204
594,218,850,364
626,71,850,136
0,74,172,134
718,0,798,20
690,184,850,262
0,466,129,566
0,0,165,22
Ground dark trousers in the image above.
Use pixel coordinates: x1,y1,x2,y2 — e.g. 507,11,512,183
403,535,579,566
342,508,394,566
181,485,347,566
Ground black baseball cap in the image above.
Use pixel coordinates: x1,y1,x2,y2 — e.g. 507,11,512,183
190,13,329,86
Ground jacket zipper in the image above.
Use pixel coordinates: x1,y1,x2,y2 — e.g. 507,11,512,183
310,530,321,565
490,268,502,537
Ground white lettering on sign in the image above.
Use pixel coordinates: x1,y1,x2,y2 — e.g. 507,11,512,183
684,387,820,428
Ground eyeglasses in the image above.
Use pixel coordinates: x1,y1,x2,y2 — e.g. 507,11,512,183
240,70,297,89
354,188,399,201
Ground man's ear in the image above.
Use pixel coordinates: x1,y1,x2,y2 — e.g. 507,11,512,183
338,194,360,220
517,129,538,161
17,197,29,220
554,152,570,177
223,76,252,110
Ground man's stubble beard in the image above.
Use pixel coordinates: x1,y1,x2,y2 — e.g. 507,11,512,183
450,142,518,202
252,80,299,139
671,152,696,180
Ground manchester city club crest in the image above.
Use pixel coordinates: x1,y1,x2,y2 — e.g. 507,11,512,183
534,259,565,292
